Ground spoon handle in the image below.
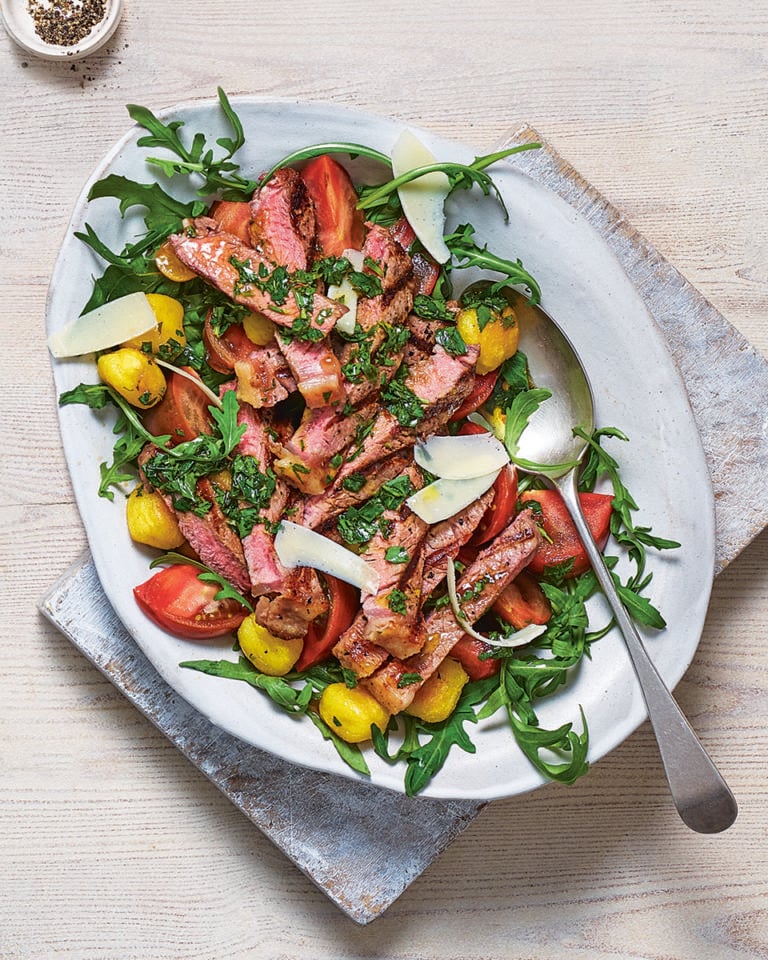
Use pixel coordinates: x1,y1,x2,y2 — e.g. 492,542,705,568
555,470,737,833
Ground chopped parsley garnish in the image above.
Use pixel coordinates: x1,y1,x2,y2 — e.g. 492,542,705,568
387,589,408,614
435,326,467,357
336,475,413,546
385,546,410,564
381,374,425,427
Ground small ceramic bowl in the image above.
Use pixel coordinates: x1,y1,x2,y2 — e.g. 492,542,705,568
0,0,123,61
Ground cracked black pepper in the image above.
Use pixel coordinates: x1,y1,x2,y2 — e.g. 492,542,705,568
28,0,106,47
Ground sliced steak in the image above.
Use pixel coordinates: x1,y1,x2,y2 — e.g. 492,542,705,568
231,400,292,595
276,335,346,410
362,547,428,659
354,224,417,333
421,488,495,596
332,342,479,484
249,168,316,271
337,225,418,388
253,566,329,640
303,451,411,531
361,508,541,714
169,219,344,336
137,444,251,592
272,400,378,495
234,343,296,408
352,465,429,657
332,613,390,678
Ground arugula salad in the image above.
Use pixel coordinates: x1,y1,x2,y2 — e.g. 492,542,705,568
54,90,679,796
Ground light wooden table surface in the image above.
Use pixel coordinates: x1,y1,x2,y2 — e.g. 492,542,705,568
2,2,767,957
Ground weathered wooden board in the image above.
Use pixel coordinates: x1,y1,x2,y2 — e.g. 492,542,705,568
39,129,768,925
40,555,484,925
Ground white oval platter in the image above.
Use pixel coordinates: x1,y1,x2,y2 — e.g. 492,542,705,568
46,97,715,800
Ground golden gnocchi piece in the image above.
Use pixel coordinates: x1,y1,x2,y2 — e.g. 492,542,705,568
97,347,166,408
125,485,185,550
238,615,303,677
406,657,469,724
318,682,391,743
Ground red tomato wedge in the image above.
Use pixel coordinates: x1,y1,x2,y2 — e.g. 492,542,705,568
493,570,551,629
520,489,614,579
294,574,358,671
209,199,253,244
301,155,364,257
134,564,248,639
457,422,518,545
142,367,213,445
450,639,500,681
203,313,255,373
449,371,499,423
390,217,440,295
473,464,517,546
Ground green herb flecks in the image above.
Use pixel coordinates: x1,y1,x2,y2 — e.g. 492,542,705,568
336,474,413,546
138,389,245,513
381,372,425,427
217,454,278,539
385,546,410,564
387,589,408,614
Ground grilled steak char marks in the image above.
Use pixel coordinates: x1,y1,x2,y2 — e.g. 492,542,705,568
421,488,495,596
248,168,316,271
361,509,542,715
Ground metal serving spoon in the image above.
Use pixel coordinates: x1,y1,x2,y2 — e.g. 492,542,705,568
505,290,737,833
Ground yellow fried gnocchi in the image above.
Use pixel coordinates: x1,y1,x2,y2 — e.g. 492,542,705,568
121,292,186,358
238,615,303,677
456,302,519,375
319,682,391,743
97,347,166,408
406,658,469,723
126,485,185,549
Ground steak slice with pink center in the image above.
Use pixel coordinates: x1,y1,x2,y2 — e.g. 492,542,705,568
361,508,541,714
169,219,344,335
232,400,291,595
249,168,316,271
332,342,479,484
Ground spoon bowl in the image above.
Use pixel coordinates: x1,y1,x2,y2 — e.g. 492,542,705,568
486,286,737,833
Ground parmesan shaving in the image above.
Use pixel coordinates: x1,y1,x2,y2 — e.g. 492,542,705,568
406,471,499,524
274,520,379,595
446,559,546,648
391,130,451,264
414,432,509,479
48,291,157,358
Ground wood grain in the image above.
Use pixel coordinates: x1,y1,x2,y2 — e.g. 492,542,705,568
2,1,767,957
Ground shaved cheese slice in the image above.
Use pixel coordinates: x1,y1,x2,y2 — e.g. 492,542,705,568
446,559,547,648
414,432,509,479
406,471,499,524
48,292,158,358
274,520,379,595
391,129,451,264
328,248,364,335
